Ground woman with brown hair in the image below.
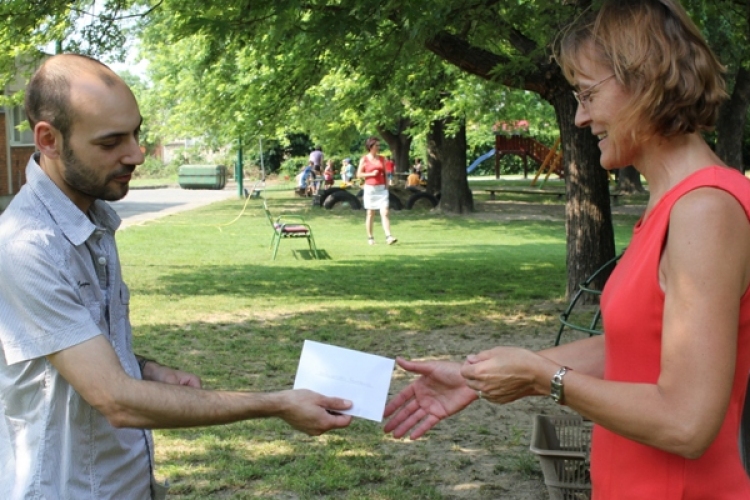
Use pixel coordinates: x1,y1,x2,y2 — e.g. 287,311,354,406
384,1,750,497
357,136,397,245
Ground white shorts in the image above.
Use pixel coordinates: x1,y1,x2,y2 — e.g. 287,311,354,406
363,184,389,210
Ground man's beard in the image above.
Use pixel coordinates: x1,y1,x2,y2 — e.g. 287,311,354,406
62,143,135,202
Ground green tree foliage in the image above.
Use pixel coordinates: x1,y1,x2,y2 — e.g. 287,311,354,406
0,0,151,104
0,0,68,104
684,0,750,170
6,0,745,292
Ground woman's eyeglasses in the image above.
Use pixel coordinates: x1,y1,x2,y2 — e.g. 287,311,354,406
573,74,615,109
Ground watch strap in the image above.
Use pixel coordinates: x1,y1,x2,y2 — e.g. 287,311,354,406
550,366,572,405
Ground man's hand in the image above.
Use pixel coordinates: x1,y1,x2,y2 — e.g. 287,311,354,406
143,362,202,388
383,357,477,440
277,389,353,436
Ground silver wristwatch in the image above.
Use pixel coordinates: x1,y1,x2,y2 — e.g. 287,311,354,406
550,366,571,404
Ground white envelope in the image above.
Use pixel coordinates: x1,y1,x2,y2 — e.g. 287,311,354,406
293,340,395,422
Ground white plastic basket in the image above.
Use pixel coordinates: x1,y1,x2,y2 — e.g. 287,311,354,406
529,414,593,500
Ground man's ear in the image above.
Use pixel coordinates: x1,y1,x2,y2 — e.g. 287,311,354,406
34,122,62,159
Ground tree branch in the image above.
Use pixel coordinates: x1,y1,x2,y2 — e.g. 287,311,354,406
69,0,164,22
423,30,558,97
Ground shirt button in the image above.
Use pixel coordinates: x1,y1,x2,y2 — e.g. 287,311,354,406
98,257,107,266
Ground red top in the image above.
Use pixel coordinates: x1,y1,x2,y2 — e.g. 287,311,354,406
362,154,387,186
385,159,395,173
594,167,750,499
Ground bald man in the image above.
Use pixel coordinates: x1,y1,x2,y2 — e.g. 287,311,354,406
0,54,351,500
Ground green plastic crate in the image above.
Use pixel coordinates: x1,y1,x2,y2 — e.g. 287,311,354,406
178,165,227,190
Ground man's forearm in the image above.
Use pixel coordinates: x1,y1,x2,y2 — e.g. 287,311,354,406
105,378,290,429
52,337,287,429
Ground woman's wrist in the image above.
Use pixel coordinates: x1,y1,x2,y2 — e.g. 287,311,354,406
531,355,561,397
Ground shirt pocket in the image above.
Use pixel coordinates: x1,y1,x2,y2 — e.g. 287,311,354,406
76,281,102,324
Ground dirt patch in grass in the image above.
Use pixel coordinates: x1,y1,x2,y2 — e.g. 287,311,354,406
378,313,579,500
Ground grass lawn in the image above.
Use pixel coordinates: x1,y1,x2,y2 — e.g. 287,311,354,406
130,176,179,188
117,188,640,499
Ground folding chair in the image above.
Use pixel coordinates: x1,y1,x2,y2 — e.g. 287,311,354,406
263,201,318,260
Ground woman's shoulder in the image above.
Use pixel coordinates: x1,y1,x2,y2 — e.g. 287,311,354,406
673,184,750,221
674,167,750,212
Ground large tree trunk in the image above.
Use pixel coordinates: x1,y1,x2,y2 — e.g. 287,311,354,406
378,118,413,175
554,92,617,300
616,166,644,193
716,66,750,172
427,117,473,213
426,140,442,196
425,30,616,297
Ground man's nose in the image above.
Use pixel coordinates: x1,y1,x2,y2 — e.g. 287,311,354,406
125,137,145,166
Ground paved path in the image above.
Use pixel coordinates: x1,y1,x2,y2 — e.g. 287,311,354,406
108,184,239,228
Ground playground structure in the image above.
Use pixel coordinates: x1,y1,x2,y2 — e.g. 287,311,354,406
493,135,563,183
468,135,564,186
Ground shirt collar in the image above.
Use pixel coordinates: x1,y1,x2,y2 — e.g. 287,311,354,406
25,154,122,246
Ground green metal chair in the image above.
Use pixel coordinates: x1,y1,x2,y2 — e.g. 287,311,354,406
263,201,319,260
554,252,622,346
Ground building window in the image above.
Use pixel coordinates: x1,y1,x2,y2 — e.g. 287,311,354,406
9,106,34,146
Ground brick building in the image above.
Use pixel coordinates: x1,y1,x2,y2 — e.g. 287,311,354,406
1,59,40,210
1,108,35,205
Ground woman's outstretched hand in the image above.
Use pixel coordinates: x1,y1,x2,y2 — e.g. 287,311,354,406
383,357,478,440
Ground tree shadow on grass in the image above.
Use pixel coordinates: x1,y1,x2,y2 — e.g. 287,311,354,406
145,243,566,304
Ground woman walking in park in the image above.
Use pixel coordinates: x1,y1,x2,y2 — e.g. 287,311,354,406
357,136,397,245
384,1,750,498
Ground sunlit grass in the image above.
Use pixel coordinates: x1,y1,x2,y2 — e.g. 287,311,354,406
117,190,637,499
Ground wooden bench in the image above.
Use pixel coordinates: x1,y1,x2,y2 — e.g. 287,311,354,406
477,188,623,205
478,188,565,200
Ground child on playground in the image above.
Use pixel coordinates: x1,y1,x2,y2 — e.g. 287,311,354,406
406,168,421,187
323,160,335,187
385,155,395,186
341,158,356,184
412,158,424,180
296,162,316,196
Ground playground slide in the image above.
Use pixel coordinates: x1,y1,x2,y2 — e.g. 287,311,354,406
467,149,495,174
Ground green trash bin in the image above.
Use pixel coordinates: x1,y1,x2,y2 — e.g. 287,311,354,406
178,165,227,190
